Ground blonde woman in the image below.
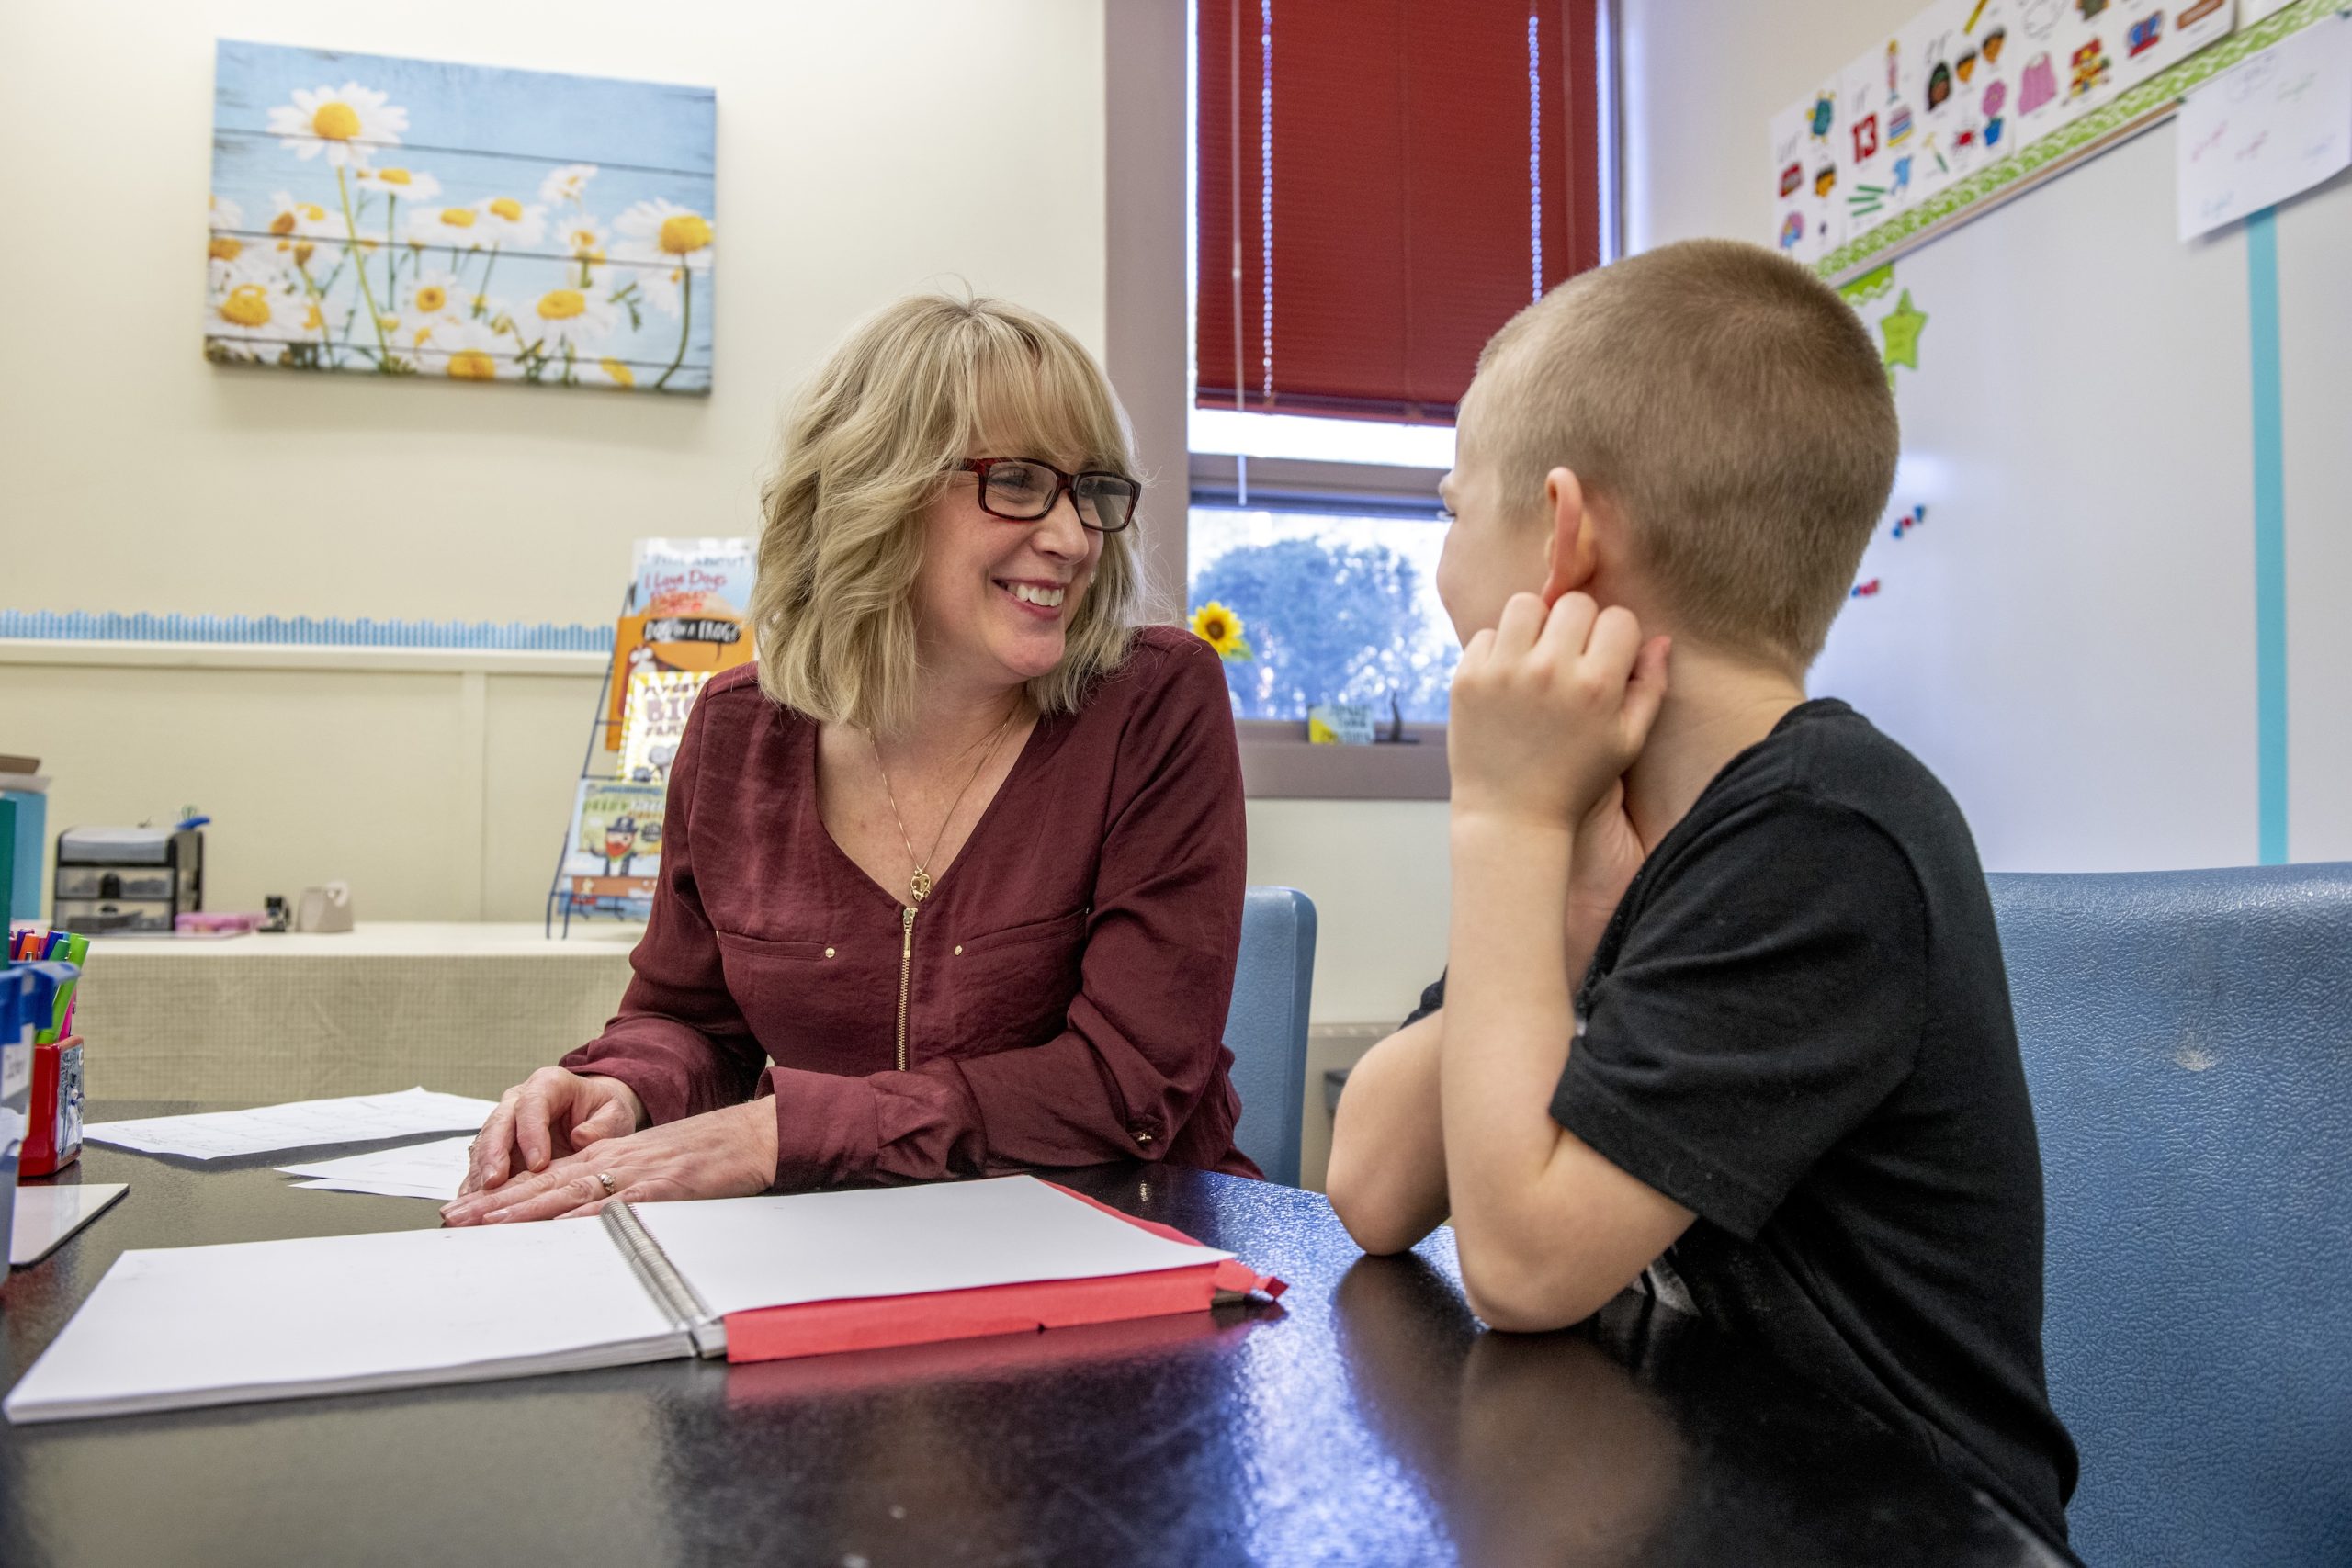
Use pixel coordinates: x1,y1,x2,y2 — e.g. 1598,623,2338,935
445,296,1256,1224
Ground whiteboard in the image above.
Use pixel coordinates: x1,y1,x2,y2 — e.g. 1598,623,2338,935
1807,117,2352,871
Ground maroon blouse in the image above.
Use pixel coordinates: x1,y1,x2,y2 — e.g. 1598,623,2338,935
561,626,1260,1186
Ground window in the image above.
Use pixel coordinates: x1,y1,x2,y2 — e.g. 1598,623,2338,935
1183,0,1611,728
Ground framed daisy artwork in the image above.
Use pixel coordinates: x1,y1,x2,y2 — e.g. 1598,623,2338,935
205,40,715,393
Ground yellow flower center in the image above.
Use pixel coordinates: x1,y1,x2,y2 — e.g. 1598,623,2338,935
440,208,476,229
537,289,587,321
659,213,712,254
1204,615,1228,639
489,197,524,221
220,285,271,328
600,358,636,388
292,242,315,266
302,204,326,220
270,211,297,237
311,101,362,141
447,349,497,380
209,236,242,262
302,303,325,332
375,167,413,186
415,285,447,312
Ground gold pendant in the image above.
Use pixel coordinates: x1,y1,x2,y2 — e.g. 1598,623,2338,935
910,868,933,903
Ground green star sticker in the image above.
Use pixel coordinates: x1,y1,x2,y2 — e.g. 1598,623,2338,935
1880,288,1928,372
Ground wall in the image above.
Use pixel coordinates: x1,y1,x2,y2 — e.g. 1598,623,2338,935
0,0,1110,628
1623,0,2352,868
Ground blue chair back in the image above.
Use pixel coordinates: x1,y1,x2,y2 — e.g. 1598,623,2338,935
1988,863,2352,1568
1224,886,1317,1187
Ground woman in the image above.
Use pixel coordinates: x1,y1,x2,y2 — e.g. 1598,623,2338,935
443,295,1256,1226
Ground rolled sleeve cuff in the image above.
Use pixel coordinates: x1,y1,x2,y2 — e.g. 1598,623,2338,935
563,1053,691,1130
760,1066,882,1189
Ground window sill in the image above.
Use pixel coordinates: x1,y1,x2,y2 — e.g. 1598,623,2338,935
1237,720,1449,800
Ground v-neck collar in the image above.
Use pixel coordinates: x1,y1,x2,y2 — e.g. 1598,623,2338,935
805,708,1057,914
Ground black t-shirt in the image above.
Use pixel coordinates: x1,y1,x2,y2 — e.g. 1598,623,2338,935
1408,699,2078,1546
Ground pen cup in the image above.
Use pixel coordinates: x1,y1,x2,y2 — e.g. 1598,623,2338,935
21,1035,84,1178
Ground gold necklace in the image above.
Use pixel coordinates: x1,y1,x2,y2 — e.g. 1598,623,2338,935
867,702,1019,905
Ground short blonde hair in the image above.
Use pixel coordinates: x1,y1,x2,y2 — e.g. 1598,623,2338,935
750,293,1144,731
1466,239,1898,670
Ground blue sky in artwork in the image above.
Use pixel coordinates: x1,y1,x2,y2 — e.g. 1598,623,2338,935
209,40,716,388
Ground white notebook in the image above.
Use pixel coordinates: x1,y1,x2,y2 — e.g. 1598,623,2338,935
4,1177,1235,1424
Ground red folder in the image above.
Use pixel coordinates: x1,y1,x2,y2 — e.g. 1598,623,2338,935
721,1181,1286,1365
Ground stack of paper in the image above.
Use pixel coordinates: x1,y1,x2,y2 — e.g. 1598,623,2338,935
278,1136,474,1201
85,1089,495,1160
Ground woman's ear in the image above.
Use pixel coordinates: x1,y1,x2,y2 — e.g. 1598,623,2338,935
1539,467,1600,605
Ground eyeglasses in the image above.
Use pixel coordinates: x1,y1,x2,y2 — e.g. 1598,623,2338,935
958,458,1140,534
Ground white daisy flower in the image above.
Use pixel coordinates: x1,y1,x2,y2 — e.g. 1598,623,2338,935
514,283,619,357
262,190,341,271
475,197,548,247
408,200,492,252
207,196,250,280
355,165,443,204
203,257,308,355
403,268,464,320
413,314,514,382
266,83,406,168
538,163,598,207
611,198,714,317
584,356,640,390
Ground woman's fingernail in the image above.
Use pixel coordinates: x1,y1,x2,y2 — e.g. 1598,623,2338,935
486,1209,509,1224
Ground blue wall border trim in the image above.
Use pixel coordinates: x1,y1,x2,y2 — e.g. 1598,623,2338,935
0,611,612,653
2245,208,2288,866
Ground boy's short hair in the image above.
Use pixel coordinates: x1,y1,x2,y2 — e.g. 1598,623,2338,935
1466,239,1898,670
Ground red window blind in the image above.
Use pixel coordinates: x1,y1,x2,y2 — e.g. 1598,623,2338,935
1197,0,1603,423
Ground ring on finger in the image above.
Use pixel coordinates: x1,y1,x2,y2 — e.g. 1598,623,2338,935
596,1171,617,1197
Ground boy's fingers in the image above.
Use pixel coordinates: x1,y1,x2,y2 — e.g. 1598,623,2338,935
1536,592,1600,664
1620,635,1673,750
1492,592,1549,659
1580,604,1645,682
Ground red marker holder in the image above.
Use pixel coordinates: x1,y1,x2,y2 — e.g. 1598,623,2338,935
21,1034,84,1178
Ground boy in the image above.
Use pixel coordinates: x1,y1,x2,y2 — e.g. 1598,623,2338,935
1326,240,2078,1547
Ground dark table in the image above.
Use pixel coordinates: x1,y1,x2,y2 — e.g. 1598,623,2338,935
1,1104,2062,1567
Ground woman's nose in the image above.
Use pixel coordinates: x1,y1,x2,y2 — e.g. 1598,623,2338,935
1033,492,1089,557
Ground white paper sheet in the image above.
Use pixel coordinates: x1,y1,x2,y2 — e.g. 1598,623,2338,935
11,1183,130,1267
84,1088,496,1160
2178,15,2352,239
636,1175,1233,1318
3,1219,686,1424
277,1135,474,1201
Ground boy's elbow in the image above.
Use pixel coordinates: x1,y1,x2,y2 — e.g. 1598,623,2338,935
1455,1230,1612,1334
1327,1163,1429,1257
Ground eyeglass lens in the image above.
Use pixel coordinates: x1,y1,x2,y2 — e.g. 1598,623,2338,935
981,461,1136,532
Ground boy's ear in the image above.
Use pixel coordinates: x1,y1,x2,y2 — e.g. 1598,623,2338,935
1539,467,1600,605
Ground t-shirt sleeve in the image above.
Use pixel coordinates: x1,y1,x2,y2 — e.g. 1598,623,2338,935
1553,792,1928,1241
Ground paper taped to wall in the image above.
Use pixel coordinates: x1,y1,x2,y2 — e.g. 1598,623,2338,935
2178,15,2352,240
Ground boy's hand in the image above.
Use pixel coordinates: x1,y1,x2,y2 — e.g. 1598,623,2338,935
1449,592,1670,832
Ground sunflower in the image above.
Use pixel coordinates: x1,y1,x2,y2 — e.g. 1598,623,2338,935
1189,601,1253,660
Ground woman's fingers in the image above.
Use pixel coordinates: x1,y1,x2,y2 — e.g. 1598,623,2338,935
458,1092,523,1196
481,1168,613,1225
569,1096,638,1150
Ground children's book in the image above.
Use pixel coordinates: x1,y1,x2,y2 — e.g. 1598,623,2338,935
602,539,756,751
562,780,666,880
617,669,711,785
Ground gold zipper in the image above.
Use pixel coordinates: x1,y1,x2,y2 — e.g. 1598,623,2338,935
895,905,917,1071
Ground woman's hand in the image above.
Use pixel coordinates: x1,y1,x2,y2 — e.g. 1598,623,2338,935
439,1100,780,1226
457,1067,648,1199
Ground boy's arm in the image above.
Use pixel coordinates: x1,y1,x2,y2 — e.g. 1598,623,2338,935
1442,816,1693,1331
1442,592,1691,1333
1327,1010,1449,1254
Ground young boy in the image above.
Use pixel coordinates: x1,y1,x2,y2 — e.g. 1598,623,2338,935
1326,239,2078,1548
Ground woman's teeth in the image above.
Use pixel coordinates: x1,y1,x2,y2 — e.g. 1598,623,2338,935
1008,582,1065,607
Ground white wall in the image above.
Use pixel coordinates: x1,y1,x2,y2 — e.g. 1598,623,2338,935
0,0,1109,627
1623,0,2352,869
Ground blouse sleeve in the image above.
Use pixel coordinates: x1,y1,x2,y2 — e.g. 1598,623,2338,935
758,636,1249,1186
560,693,771,1124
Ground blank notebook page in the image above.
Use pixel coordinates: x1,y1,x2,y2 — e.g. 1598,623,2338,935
637,1175,1234,1317
5,1220,685,1423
